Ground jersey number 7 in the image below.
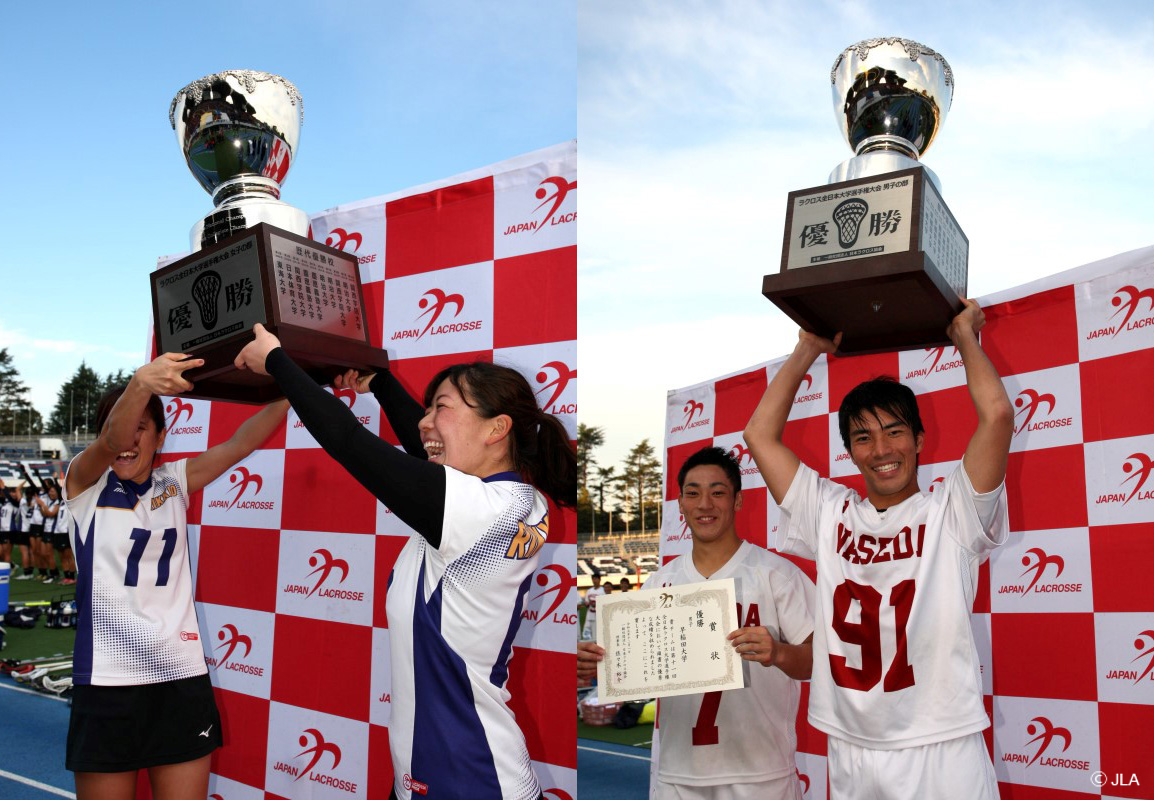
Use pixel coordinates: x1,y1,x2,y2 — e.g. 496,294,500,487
830,579,916,692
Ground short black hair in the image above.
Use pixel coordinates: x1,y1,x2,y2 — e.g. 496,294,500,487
838,377,924,452
677,446,742,495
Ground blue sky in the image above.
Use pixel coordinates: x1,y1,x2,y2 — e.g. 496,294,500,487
579,0,1154,467
0,1,574,422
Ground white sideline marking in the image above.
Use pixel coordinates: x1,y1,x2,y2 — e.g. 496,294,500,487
578,744,650,762
0,681,69,702
0,768,76,799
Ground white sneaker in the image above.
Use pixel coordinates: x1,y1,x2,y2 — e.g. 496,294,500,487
15,572,34,580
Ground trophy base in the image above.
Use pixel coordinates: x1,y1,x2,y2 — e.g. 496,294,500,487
762,250,964,355
152,222,385,404
178,327,390,404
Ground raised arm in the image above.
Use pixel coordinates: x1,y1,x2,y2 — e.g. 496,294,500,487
236,324,447,545
744,331,841,503
949,300,1014,493
65,353,203,499
186,399,290,494
332,368,427,459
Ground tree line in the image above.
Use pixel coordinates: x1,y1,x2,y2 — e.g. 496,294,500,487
576,423,663,536
0,348,130,437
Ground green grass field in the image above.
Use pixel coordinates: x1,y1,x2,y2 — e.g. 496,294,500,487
3,554,76,664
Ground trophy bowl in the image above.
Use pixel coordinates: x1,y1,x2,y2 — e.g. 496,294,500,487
829,38,953,184
170,70,307,249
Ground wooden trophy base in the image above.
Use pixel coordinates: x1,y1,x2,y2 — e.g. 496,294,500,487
762,251,964,355
152,223,388,404
180,327,390,404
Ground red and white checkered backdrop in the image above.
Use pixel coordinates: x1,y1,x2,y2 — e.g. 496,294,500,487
151,142,577,799
661,246,1154,800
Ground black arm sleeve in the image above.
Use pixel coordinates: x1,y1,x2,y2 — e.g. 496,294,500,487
368,369,427,458
266,348,445,547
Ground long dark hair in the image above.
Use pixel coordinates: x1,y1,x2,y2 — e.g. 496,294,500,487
424,362,576,508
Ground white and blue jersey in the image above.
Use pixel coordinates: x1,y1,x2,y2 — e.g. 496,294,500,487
64,459,205,686
386,468,548,800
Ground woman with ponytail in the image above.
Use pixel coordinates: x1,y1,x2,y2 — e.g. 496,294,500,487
236,324,575,800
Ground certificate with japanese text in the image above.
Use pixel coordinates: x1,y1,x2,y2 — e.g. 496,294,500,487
596,578,744,702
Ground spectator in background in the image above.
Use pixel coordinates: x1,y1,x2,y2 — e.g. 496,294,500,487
581,572,605,641
618,577,631,593
36,479,63,583
0,484,13,566
16,486,36,579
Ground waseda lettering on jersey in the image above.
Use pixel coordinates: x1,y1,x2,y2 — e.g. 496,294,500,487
391,320,484,340
282,584,365,602
208,499,275,510
836,523,925,565
736,603,760,628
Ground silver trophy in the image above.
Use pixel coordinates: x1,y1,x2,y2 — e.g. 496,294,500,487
763,37,967,354
828,37,953,191
170,70,307,251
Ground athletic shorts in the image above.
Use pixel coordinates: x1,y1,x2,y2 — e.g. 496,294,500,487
826,732,997,800
31,523,51,544
53,532,70,552
10,529,29,547
66,673,222,772
0,528,8,545
655,775,802,800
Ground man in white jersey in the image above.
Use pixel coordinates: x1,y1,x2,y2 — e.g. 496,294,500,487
743,300,1014,800
581,572,605,641
578,446,815,800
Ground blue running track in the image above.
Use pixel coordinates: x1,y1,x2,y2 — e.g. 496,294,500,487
577,738,651,799
0,681,74,799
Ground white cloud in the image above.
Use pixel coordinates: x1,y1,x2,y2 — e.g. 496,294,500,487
0,321,144,417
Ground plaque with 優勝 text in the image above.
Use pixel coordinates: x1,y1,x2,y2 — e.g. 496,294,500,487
764,166,968,354
596,579,744,702
150,222,388,403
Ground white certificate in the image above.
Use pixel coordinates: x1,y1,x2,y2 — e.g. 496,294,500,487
596,578,744,702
